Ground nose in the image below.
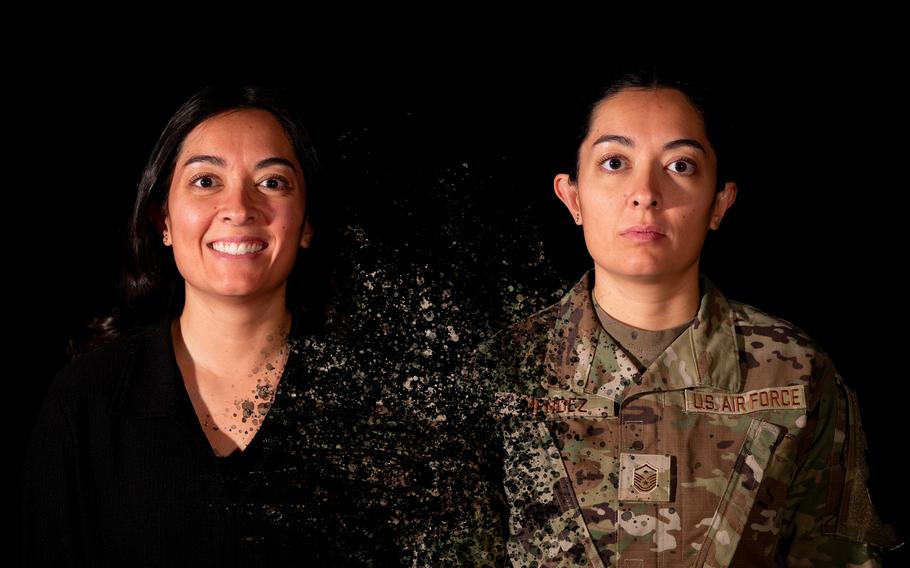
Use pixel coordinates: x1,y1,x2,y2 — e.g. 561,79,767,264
220,183,260,224
627,166,662,210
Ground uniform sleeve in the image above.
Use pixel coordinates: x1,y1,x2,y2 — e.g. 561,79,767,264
779,358,902,566
21,364,84,566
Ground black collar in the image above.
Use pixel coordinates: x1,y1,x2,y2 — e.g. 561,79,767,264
110,319,184,418
110,315,305,418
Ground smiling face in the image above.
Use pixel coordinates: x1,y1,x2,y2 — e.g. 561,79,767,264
555,88,736,285
163,109,312,305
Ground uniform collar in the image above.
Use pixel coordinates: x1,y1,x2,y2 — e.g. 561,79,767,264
684,275,743,392
545,271,603,393
546,271,743,397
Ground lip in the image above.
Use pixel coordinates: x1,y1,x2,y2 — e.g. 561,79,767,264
620,224,667,242
206,236,269,246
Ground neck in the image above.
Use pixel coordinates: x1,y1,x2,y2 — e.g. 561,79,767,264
174,288,292,379
592,264,701,331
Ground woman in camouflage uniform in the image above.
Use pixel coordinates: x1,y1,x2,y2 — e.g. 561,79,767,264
477,71,901,567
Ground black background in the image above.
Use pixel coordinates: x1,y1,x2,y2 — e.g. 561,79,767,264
13,50,907,562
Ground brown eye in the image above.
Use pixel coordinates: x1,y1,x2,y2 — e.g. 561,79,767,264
668,160,696,176
258,176,290,191
600,156,627,172
191,175,216,189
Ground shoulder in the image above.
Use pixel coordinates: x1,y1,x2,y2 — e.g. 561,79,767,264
729,298,828,363
45,322,166,409
470,299,561,394
482,301,559,355
724,297,846,409
478,270,593,364
729,299,816,347
65,321,163,379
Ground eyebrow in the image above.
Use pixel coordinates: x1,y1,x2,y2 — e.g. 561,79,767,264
183,155,226,167
591,135,707,155
591,134,634,148
664,139,707,154
182,155,298,172
255,157,298,172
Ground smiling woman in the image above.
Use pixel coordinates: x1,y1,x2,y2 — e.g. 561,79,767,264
19,86,408,565
164,109,312,306
162,109,313,456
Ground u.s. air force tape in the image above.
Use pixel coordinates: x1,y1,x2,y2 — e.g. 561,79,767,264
684,385,806,415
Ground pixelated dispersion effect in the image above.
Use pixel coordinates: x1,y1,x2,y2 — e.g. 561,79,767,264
255,138,576,562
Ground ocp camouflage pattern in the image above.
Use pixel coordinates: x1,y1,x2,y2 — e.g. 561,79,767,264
472,272,901,567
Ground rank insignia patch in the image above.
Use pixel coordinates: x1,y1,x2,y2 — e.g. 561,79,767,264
619,453,672,502
633,463,658,493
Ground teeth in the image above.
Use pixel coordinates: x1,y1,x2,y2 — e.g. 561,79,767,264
212,241,265,255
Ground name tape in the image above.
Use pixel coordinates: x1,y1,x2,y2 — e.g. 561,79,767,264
685,385,806,415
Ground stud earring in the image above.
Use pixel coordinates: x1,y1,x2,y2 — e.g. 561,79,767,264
163,230,171,246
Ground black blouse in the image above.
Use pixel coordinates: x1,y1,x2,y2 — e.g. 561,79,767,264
21,319,423,566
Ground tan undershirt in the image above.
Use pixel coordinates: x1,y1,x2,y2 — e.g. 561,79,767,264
592,298,692,372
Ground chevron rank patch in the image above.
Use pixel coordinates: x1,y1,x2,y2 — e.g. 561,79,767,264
619,453,672,502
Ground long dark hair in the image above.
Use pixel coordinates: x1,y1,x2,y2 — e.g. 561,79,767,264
71,86,326,354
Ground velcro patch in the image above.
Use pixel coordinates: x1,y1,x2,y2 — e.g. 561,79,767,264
619,453,672,502
684,385,806,415
495,392,616,418
525,396,615,418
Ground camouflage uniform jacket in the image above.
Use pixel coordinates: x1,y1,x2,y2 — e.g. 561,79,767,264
477,272,899,567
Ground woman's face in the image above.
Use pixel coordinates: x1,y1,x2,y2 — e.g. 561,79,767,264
163,109,312,304
555,88,736,283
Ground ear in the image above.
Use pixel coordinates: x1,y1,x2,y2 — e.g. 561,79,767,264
151,205,173,246
299,218,314,249
709,182,737,230
554,174,583,225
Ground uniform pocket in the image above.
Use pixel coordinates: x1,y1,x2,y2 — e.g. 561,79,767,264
694,418,785,568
